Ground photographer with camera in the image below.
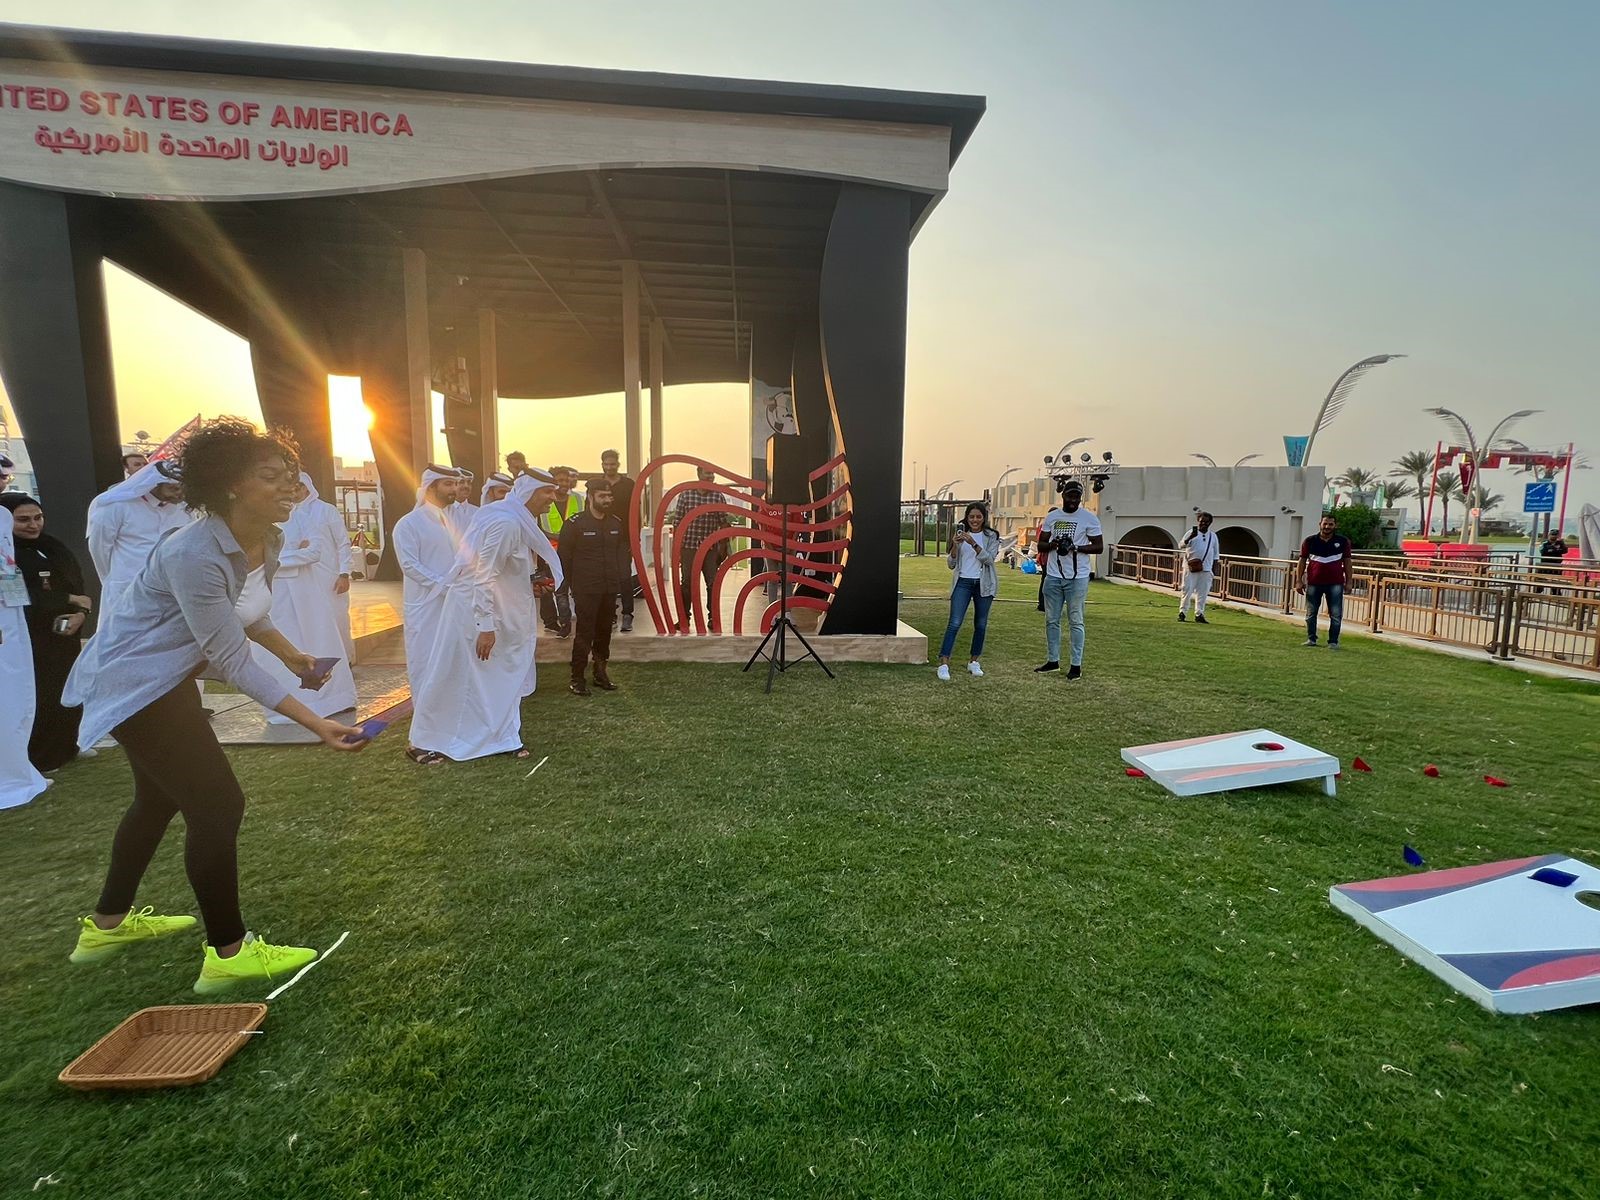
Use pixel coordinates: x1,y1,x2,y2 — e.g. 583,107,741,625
1035,478,1103,679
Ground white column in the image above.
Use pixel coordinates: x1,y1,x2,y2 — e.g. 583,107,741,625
402,247,432,477
621,260,642,478
649,316,665,513
477,307,499,476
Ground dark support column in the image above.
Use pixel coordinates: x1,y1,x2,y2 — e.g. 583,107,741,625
788,320,833,493
0,183,120,593
817,184,911,636
250,309,334,500
345,282,417,583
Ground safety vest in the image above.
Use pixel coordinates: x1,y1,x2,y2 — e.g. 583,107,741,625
543,493,583,536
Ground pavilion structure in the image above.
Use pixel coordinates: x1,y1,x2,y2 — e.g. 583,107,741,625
0,24,983,635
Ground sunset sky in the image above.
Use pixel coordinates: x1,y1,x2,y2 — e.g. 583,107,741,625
3,0,1596,514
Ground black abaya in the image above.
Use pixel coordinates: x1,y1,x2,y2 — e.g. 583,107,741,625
0,499,87,771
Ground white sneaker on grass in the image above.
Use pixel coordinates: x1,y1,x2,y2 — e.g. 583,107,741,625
936,664,951,681
968,661,984,677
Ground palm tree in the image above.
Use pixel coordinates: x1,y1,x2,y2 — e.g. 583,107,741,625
1384,478,1416,528
1333,466,1379,504
1477,491,1503,517
1435,471,1462,535
1392,449,1433,533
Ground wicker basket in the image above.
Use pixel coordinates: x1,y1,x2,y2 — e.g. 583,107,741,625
59,1004,268,1090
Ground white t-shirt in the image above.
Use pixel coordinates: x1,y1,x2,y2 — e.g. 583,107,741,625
234,565,272,627
1042,506,1102,580
1183,529,1219,572
953,532,984,578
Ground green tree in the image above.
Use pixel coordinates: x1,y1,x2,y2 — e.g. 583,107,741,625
1329,504,1384,550
1392,449,1433,533
1477,491,1503,517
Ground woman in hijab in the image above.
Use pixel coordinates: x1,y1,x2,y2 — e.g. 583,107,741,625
0,493,90,771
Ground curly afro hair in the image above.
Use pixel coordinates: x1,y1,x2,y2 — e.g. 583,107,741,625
177,417,301,515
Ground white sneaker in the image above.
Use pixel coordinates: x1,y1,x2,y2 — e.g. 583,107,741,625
936,664,951,681
968,661,984,677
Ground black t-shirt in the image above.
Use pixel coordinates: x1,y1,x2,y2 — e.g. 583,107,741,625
603,473,636,522
1541,538,1566,564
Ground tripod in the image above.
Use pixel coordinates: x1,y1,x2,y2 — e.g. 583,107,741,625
743,503,834,693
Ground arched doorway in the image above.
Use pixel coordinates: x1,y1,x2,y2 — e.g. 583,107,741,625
1119,524,1176,549
1215,526,1265,558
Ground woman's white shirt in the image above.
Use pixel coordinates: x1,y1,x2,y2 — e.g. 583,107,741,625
954,533,984,579
235,565,272,627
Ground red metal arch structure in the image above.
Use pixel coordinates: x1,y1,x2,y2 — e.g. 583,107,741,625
631,453,851,635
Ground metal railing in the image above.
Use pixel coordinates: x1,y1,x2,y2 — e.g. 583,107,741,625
1107,544,1600,671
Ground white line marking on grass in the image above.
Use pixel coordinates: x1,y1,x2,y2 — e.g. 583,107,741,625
267,930,350,1000
525,755,550,779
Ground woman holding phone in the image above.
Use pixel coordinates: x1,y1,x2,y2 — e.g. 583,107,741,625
64,419,367,994
936,502,1000,680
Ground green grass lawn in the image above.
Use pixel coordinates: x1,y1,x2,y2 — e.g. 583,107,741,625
4,560,1598,1199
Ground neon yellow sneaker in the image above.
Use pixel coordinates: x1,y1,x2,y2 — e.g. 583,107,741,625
69,906,198,963
193,933,317,995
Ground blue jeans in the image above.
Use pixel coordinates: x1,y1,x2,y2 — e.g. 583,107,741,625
940,577,993,658
1305,583,1343,644
1042,575,1089,665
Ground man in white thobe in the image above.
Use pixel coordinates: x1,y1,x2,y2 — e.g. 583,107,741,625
87,460,193,614
254,473,359,724
445,469,479,544
393,466,464,759
1178,511,1220,624
1,503,50,810
408,470,561,763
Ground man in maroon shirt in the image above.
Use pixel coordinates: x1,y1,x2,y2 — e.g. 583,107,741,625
1296,514,1352,650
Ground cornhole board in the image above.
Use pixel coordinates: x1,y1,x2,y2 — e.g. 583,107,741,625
1120,729,1338,798
1330,855,1600,1014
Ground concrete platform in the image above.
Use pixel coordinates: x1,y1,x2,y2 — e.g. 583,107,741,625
169,579,925,745
347,578,927,667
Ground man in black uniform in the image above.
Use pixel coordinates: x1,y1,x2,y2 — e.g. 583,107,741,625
599,448,638,631
558,479,630,696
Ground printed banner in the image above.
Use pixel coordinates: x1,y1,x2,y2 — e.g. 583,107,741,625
1283,435,1308,467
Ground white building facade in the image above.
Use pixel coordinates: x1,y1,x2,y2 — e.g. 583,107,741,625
994,465,1328,567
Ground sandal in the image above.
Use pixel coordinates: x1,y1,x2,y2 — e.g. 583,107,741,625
504,747,531,759
406,747,447,765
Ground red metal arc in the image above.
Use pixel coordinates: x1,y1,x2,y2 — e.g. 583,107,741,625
630,452,850,635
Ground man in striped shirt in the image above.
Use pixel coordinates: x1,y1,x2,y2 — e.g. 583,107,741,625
1296,514,1352,650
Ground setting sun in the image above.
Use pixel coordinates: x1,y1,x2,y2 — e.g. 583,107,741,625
327,375,375,464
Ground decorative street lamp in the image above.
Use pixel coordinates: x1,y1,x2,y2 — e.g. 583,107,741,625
1424,407,1540,543
1301,355,1407,465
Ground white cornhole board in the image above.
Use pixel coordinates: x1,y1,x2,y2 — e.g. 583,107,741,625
1330,855,1600,1014
1120,729,1338,798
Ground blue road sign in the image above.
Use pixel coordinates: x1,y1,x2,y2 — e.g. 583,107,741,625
1524,480,1557,514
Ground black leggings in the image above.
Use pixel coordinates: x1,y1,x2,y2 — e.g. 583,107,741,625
96,681,247,946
